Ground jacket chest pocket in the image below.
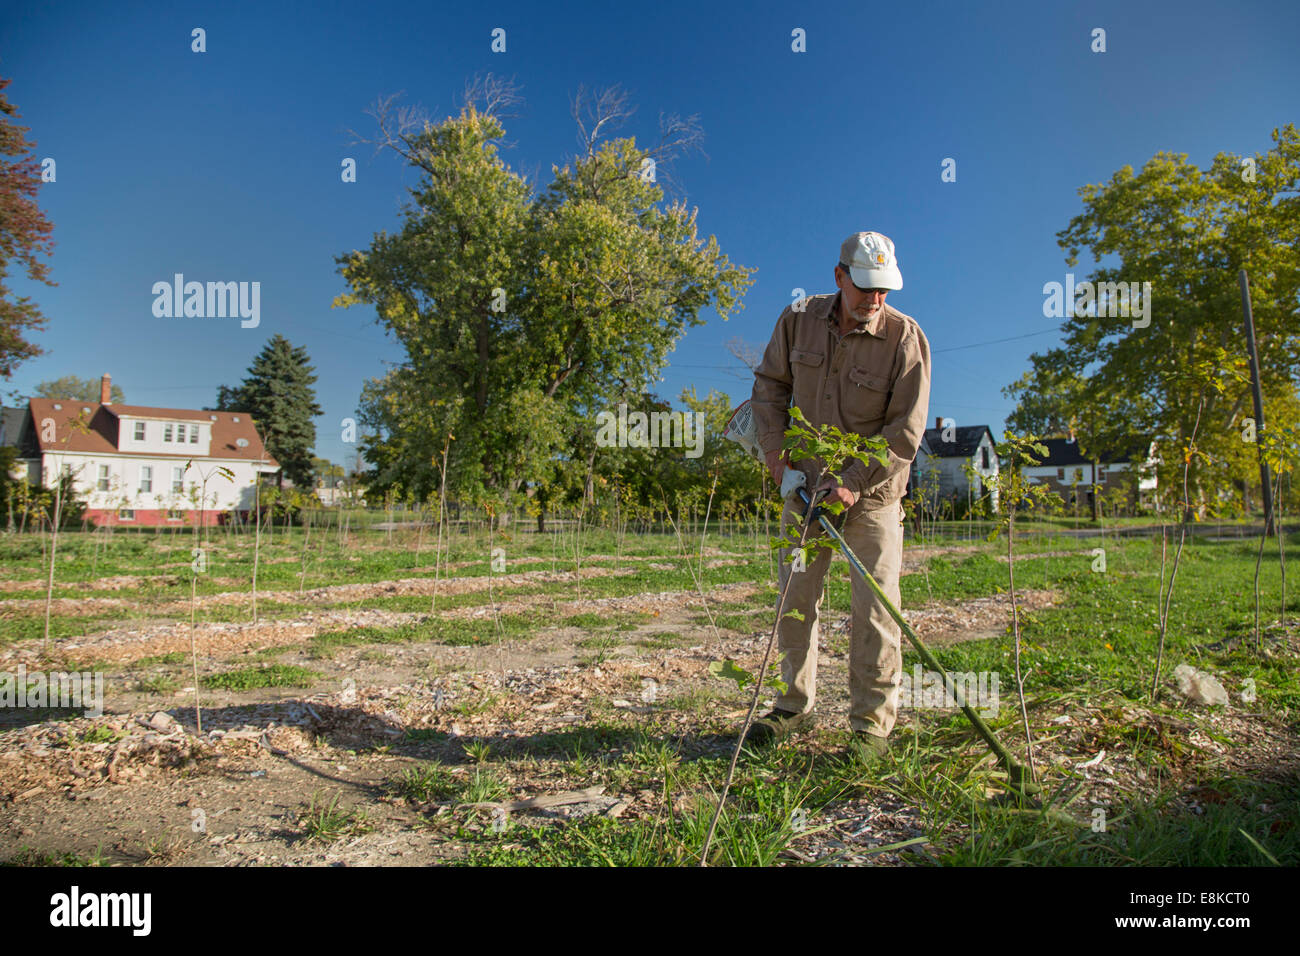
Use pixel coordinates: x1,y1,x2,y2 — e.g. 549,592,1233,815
790,348,825,416
845,366,891,423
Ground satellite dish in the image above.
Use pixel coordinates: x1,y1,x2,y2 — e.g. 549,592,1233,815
236,438,249,448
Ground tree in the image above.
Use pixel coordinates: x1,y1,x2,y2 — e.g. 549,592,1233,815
1003,351,1132,522
214,335,323,489
338,80,753,508
0,75,56,381
1020,125,1300,518
311,456,344,485
36,375,124,404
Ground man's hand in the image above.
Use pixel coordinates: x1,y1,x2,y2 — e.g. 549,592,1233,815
765,449,788,485
815,480,858,510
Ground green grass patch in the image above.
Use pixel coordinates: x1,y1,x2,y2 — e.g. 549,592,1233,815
202,664,322,691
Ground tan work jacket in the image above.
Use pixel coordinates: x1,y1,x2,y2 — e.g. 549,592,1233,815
751,290,932,511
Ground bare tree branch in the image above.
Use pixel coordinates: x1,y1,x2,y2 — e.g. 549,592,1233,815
343,90,436,172
461,72,525,123
725,336,764,371
570,83,636,160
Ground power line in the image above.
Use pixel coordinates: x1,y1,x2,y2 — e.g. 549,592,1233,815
932,327,1060,354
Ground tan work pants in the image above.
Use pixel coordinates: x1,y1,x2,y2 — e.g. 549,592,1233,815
774,496,905,738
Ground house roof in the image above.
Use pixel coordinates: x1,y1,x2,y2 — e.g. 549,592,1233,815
1031,436,1152,467
920,425,994,458
25,398,280,467
1,406,41,457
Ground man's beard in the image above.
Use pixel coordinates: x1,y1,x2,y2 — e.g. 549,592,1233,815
851,300,882,322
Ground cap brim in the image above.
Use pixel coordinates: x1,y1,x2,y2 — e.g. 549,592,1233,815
849,265,903,291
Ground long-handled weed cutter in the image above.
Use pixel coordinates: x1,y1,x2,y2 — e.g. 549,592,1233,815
725,400,1038,797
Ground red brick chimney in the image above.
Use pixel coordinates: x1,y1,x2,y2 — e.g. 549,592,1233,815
100,374,112,405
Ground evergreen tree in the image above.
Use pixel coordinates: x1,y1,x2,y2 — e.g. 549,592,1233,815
214,335,323,488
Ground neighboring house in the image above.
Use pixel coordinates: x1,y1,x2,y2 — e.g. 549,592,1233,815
909,418,1000,515
1020,437,1158,511
8,374,280,527
1,404,42,484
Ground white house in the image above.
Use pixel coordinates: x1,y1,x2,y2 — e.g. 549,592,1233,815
1020,437,1159,511
6,374,280,527
910,419,1000,515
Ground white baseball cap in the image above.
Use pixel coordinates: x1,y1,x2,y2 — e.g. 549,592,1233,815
840,231,903,291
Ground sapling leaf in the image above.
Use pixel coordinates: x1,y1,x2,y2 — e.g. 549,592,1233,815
708,659,755,689
783,608,805,622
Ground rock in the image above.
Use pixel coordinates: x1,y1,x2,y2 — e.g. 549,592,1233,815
148,711,177,731
1173,664,1228,706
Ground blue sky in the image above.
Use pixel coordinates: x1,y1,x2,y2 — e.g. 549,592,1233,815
3,0,1297,470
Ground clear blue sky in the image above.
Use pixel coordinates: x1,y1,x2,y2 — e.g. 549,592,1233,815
4,0,1298,470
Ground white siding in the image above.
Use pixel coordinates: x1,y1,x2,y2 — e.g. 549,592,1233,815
40,451,274,513
117,416,213,457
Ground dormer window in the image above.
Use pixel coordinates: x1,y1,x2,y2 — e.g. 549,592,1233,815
164,424,173,442
134,422,145,441
177,423,187,442
190,426,199,443
233,416,241,423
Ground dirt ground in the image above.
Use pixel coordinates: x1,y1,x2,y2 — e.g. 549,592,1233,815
0,550,1069,866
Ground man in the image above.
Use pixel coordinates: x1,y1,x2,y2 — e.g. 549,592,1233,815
746,231,931,761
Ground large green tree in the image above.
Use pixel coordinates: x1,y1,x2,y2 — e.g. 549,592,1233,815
338,84,753,509
213,335,323,489
0,75,55,381
1009,124,1300,518
36,375,124,404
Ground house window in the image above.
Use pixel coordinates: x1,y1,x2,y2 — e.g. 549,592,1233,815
167,508,185,521
98,465,110,492
190,427,199,444
172,466,184,493
134,422,145,441
177,424,187,442
980,447,990,469
1056,468,1065,480
1074,467,1084,482
163,424,173,442
118,508,135,521
140,465,153,493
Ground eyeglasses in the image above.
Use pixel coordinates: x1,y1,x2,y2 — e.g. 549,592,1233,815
837,263,887,295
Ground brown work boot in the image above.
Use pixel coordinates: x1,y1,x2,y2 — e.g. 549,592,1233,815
846,730,890,763
740,708,816,750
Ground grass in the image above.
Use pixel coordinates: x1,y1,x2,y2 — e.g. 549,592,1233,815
297,791,374,844
1,845,109,867
202,664,322,691
134,674,180,695
79,725,124,744
395,762,462,802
